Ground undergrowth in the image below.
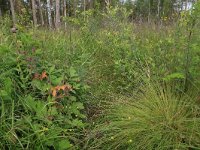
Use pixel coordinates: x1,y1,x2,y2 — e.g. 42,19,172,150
86,84,200,150
0,4,200,149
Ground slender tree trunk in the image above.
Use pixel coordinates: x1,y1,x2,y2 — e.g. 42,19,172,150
181,0,184,11
55,0,61,29
83,0,86,21
185,0,188,10
157,0,160,21
47,0,52,28
31,0,37,27
148,0,151,23
51,0,56,27
67,0,70,16
0,8,2,17
60,0,63,15
73,0,77,17
86,0,89,9
105,0,110,8
63,0,67,28
89,0,94,9
38,0,44,26
63,0,67,16
9,0,16,27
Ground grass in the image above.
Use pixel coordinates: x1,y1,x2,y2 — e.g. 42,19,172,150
0,6,200,149
87,84,200,149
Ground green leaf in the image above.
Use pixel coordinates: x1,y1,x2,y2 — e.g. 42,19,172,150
35,101,47,117
163,73,185,81
72,102,84,110
35,48,42,55
48,107,58,115
31,80,50,93
70,102,85,118
69,96,76,102
51,76,63,85
31,80,43,90
0,90,10,100
69,67,78,77
49,65,55,74
71,119,85,128
3,77,12,95
57,139,72,150
72,83,81,90
25,95,47,117
83,84,90,90
25,95,36,110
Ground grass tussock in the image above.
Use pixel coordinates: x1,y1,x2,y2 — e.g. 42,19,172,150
87,84,200,149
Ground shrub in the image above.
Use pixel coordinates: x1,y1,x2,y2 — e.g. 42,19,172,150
0,31,88,149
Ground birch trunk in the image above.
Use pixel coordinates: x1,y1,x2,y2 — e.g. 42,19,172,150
47,0,52,28
63,0,67,28
55,0,61,29
31,0,37,27
38,0,44,26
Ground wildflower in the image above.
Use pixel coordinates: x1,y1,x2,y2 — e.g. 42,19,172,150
42,127,49,131
128,139,132,143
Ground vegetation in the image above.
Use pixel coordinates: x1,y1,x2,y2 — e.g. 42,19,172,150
87,84,200,149
0,0,200,149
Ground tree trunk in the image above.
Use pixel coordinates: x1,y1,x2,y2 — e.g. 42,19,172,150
0,8,2,17
86,0,89,9
83,0,86,21
89,0,94,9
51,0,55,26
63,0,67,28
63,0,67,17
47,0,52,28
55,0,61,29
9,0,16,27
185,0,188,10
31,0,37,27
73,0,77,17
38,0,44,26
157,0,160,20
148,0,151,23
181,0,184,11
105,0,110,8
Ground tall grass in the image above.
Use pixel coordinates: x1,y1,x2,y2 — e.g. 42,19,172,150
87,83,200,149
0,6,200,149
